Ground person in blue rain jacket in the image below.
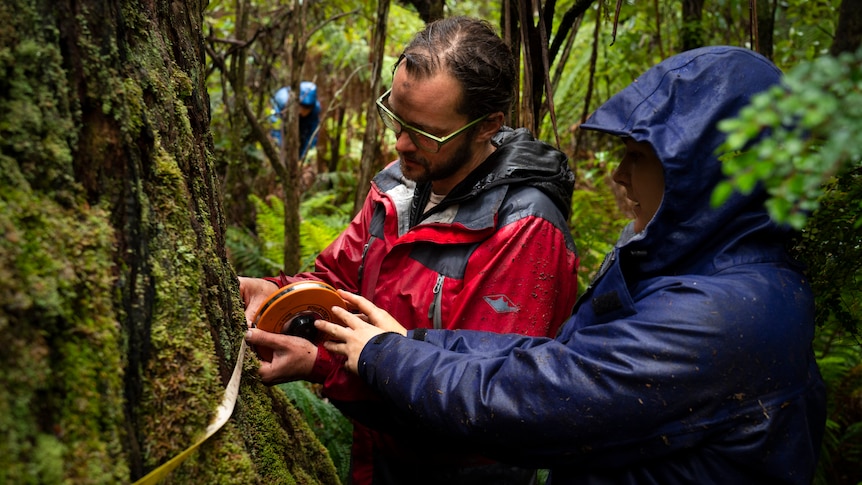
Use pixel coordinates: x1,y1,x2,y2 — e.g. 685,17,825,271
309,45,827,484
271,81,320,159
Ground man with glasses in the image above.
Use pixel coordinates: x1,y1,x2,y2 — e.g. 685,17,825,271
240,16,578,484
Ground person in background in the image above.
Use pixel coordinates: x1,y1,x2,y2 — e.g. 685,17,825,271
242,16,579,485
271,80,321,160
313,45,827,484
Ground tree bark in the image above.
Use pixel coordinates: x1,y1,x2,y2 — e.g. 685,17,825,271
398,0,444,23
754,0,777,60
831,0,862,56
354,0,389,216
0,1,340,483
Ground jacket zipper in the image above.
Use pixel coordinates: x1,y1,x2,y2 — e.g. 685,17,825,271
427,273,445,329
356,237,375,290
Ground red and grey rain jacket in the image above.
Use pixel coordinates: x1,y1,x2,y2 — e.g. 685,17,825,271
266,126,579,483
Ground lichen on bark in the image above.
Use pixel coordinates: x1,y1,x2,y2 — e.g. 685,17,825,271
0,1,340,483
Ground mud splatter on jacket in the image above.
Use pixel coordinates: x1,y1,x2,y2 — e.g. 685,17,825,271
353,46,826,484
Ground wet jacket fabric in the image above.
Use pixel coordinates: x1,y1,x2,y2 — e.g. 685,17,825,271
298,101,320,158
353,46,826,484
266,126,579,483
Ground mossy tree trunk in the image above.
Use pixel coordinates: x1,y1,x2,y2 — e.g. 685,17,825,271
0,1,340,484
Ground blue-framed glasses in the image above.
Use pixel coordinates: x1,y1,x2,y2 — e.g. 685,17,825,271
375,88,489,153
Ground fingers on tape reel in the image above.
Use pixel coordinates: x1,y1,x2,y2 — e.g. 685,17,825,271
251,281,346,360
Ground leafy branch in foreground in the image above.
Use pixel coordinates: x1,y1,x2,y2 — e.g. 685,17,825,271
713,47,862,230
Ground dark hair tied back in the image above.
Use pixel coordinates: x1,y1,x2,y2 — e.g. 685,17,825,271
397,16,516,120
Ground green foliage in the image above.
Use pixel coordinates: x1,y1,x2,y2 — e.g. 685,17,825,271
251,194,288,271
226,225,284,277
313,22,372,81
791,172,862,482
812,328,862,485
385,4,427,65
227,173,354,275
791,170,862,337
714,47,862,230
772,0,841,66
301,199,349,270
279,382,353,484
569,151,630,292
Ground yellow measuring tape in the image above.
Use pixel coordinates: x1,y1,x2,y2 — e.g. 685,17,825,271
132,339,247,485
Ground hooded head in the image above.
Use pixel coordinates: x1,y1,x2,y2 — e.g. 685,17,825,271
273,82,319,111
581,46,787,276
298,81,318,107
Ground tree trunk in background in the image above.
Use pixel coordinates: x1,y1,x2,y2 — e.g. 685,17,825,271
399,0,445,23
754,0,776,60
0,1,340,484
831,0,862,56
681,0,705,51
501,0,522,125
354,0,389,216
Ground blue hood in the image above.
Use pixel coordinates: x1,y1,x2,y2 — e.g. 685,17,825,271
582,46,788,277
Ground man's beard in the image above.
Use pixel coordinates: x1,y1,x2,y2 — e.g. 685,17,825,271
399,137,474,185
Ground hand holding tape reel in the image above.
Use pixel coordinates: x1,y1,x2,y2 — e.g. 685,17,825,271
131,280,345,484
250,281,347,360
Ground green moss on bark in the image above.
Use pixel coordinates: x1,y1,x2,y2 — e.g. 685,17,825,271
1,1,341,484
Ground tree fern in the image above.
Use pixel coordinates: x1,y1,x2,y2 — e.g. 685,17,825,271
278,382,353,485
250,194,288,267
814,336,862,485
229,179,352,274
225,225,283,277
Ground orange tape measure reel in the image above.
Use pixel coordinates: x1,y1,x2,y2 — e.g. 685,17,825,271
251,281,346,361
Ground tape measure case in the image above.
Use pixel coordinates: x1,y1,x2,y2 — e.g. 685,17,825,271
251,281,346,359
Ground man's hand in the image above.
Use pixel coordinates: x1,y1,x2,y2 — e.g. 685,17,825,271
244,328,318,384
238,276,278,326
315,290,407,374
